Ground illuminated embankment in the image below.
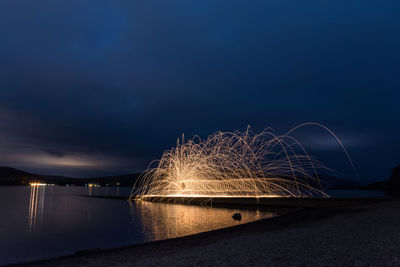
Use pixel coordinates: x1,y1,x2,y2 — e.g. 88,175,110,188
133,195,380,208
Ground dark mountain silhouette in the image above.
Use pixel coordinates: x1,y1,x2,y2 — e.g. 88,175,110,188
0,167,42,185
0,166,358,190
388,164,400,189
0,167,140,186
363,164,400,195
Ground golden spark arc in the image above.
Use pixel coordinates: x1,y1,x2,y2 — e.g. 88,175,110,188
132,123,355,199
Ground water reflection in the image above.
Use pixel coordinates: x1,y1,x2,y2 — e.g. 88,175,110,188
28,185,46,232
130,200,277,241
1,186,282,266
86,186,125,197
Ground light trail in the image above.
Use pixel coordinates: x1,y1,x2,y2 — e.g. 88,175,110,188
132,123,355,200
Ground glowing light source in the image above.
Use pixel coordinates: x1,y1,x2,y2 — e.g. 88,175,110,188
30,183,47,186
132,123,355,200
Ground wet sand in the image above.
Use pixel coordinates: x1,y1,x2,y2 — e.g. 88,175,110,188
19,199,400,266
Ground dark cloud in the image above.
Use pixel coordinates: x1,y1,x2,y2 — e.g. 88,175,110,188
0,0,399,181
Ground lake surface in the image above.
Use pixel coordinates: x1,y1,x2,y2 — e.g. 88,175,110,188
0,186,277,265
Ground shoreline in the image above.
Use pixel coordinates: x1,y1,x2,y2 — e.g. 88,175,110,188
16,197,399,266
133,195,386,207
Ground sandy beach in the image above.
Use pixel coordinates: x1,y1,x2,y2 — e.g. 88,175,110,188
17,198,400,266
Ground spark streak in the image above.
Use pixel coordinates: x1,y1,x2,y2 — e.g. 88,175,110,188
132,124,355,199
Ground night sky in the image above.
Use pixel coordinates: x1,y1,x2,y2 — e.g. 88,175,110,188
0,0,399,182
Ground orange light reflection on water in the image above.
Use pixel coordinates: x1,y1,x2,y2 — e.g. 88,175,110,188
130,201,277,241
28,185,46,232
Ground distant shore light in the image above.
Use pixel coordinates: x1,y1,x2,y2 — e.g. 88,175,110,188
30,183,47,186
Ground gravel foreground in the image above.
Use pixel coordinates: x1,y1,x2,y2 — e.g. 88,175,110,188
19,199,400,267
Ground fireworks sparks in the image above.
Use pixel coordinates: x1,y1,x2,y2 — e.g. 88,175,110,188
132,123,354,199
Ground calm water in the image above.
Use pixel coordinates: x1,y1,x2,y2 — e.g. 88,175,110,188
0,186,277,265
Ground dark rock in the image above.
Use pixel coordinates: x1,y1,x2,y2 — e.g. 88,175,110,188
232,213,242,221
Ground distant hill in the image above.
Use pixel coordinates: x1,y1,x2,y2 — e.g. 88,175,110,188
0,167,43,185
363,164,400,195
0,166,359,190
0,167,140,186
